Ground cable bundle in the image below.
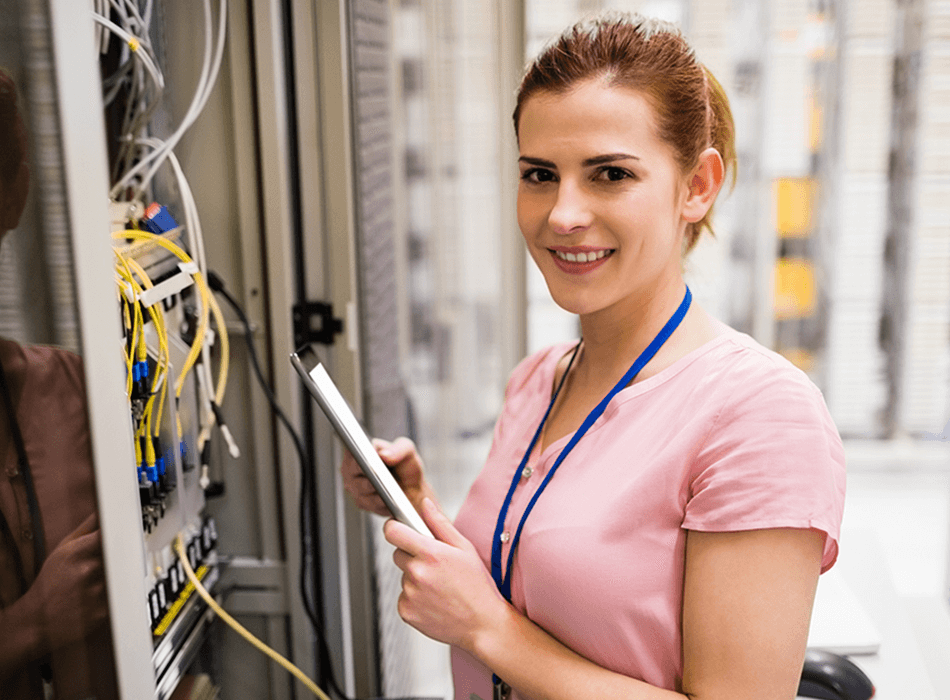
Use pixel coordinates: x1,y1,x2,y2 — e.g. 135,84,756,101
96,0,237,483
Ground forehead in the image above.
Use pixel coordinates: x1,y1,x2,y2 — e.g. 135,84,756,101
517,81,666,158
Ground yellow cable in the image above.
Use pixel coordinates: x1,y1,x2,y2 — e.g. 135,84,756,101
122,256,172,435
173,536,329,700
197,290,232,449
208,291,229,406
111,230,210,401
133,423,143,468
121,296,135,397
115,255,169,439
143,394,157,466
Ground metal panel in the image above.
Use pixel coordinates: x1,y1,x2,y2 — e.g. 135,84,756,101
248,0,317,695
347,0,408,444
47,0,157,697
345,0,416,695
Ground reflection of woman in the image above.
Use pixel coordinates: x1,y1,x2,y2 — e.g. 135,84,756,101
344,13,846,700
0,68,117,699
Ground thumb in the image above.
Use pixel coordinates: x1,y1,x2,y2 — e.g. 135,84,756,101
420,498,469,549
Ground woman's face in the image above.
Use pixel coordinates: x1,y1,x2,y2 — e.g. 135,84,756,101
516,80,693,320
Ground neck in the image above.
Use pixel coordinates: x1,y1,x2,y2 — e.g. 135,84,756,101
576,275,689,381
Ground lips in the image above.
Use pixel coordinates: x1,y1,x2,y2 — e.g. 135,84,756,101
548,247,614,273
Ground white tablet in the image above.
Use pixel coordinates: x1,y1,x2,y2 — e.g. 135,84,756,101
290,344,433,538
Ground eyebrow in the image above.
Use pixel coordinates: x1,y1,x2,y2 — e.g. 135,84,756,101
518,153,641,168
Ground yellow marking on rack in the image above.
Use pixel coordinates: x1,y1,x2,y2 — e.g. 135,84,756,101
153,564,209,637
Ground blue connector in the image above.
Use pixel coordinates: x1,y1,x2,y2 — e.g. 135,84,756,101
142,203,179,234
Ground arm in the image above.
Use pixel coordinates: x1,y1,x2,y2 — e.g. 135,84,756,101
386,500,823,700
0,583,45,679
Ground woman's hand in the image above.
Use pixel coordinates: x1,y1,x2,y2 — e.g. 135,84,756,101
340,436,437,516
384,498,509,653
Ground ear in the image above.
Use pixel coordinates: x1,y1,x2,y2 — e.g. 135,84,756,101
682,147,725,224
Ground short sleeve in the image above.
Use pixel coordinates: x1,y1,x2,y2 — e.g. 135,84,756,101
682,351,846,572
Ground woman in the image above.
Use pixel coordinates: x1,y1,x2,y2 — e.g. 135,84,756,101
343,12,845,700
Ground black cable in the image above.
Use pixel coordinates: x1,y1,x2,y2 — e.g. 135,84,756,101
209,273,431,700
206,275,328,678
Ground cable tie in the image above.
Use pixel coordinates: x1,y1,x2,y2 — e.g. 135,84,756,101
128,37,140,52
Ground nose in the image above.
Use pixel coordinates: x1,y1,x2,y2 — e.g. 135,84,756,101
547,180,593,235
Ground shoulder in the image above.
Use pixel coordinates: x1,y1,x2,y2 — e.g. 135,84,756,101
683,330,846,572
1,337,86,399
704,328,829,422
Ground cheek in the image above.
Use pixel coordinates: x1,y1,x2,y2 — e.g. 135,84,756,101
516,190,543,239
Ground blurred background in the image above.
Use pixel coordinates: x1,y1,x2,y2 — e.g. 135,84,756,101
1,0,948,698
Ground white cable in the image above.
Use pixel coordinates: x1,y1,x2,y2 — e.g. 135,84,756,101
110,0,149,42
137,139,231,461
90,13,164,92
110,0,227,199
136,0,227,196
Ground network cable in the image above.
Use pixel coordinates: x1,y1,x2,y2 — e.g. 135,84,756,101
174,534,330,700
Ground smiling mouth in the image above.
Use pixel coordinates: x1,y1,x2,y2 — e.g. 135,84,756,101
551,249,614,263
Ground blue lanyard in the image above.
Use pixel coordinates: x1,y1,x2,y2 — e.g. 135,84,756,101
489,286,692,602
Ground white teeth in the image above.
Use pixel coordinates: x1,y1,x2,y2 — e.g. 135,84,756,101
555,249,610,263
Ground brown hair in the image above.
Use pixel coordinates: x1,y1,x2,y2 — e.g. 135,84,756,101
0,68,27,191
513,12,736,251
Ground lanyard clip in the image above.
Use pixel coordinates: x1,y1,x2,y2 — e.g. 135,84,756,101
493,676,511,700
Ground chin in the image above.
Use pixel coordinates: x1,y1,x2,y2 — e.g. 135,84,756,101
546,288,607,317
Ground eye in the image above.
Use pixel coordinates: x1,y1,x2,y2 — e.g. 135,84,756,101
521,167,557,184
594,166,633,182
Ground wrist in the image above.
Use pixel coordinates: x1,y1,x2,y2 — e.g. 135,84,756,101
0,585,46,676
467,594,519,665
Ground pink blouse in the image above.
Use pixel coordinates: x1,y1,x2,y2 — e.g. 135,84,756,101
451,328,846,698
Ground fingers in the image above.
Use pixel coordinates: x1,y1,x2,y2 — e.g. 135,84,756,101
419,498,469,548
343,436,426,518
374,436,414,462
341,471,389,516
71,528,104,561
384,517,427,557
61,512,99,543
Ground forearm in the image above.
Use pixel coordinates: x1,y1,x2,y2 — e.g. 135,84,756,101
0,588,46,680
470,604,687,700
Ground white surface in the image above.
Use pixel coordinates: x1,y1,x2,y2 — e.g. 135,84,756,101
829,527,940,700
808,567,882,655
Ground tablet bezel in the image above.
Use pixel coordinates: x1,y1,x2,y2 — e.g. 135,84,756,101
290,344,433,538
